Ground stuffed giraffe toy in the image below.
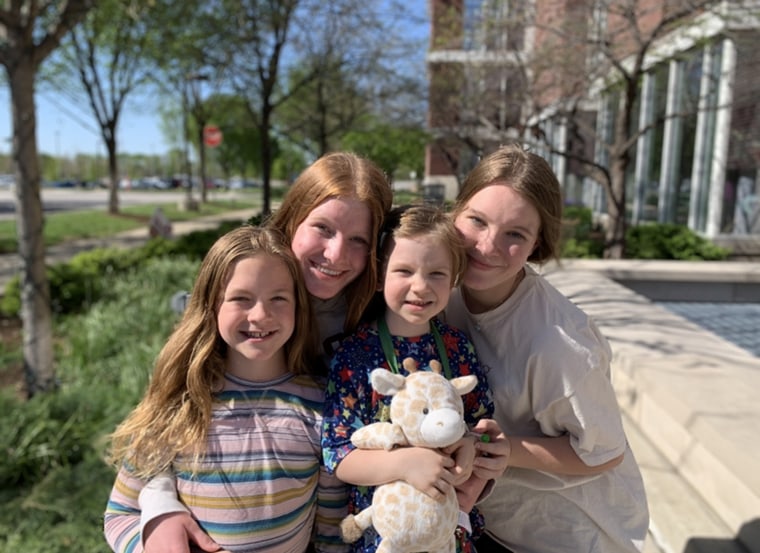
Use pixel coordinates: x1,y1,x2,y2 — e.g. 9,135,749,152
340,358,478,553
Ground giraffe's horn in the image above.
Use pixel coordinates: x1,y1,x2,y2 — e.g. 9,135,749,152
402,358,418,373
429,360,443,375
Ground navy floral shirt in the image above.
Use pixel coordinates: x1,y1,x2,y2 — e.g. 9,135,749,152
322,317,493,553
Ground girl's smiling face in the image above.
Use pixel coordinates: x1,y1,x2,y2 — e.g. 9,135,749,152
381,235,454,337
217,254,295,381
454,183,540,310
290,197,372,300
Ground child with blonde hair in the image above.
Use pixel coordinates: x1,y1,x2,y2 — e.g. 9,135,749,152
322,205,494,553
104,225,347,553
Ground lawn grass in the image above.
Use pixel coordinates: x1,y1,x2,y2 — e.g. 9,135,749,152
0,186,423,255
0,195,262,254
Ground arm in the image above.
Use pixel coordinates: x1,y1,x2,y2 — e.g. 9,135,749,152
470,418,623,478
104,466,146,553
138,472,189,531
468,317,627,482
507,434,623,474
444,333,496,503
335,446,456,499
313,466,350,553
136,472,220,553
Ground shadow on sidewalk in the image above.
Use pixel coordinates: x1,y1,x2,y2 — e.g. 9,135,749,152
684,518,759,553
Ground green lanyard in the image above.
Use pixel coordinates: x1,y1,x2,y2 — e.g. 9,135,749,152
376,317,452,379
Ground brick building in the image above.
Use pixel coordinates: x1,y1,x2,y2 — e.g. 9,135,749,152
425,0,760,245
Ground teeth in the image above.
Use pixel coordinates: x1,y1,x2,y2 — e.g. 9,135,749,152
316,265,341,276
245,331,273,338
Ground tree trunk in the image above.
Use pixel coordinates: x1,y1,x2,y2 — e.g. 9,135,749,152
260,105,273,216
604,158,627,259
9,61,56,397
107,135,119,214
198,125,208,204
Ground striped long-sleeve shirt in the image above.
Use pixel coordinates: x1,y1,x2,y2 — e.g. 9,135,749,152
104,372,348,553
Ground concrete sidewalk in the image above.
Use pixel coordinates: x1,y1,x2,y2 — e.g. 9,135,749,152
544,261,760,553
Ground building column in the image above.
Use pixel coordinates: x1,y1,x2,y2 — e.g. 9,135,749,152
633,71,655,224
553,116,567,188
689,45,716,232
705,37,736,237
658,59,685,223
587,95,613,215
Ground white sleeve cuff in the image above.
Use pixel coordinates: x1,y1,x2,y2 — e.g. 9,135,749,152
138,472,189,537
457,510,473,535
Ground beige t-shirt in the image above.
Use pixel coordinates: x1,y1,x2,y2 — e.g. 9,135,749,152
444,266,648,553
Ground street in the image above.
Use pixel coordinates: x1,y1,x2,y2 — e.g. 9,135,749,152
0,187,240,221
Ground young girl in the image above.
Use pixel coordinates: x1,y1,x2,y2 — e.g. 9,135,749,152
104,226,347,553
321,205,494,553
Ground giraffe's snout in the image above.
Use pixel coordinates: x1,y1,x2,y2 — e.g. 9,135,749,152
419,407,466,448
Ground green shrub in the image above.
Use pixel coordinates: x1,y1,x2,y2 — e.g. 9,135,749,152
0,257,201,551
0,220,249,318
558,207,731,260
0,388,96,487
0,452,113,553
172,222,239,258
561,205,604,258
0,247,144,317
625,223,730,260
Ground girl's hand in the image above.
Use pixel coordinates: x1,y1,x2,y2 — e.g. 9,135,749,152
441,435,478,485
401,446,456,501
144,512,221,553
471,419,511,480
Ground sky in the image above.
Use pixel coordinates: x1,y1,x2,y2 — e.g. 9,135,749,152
0,1,428,159
0,87,171,158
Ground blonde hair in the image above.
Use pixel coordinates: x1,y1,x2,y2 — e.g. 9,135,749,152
106,225,315,477
452,144,563,264
362,204,466,323
379,204,467,286
267,152,392,331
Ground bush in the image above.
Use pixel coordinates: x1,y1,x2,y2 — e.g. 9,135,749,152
0,256,200,551
0,452,113,553
0,388,96,488
0,219,254,318
558,206,731,261
625,223,730,260
561,205,604,258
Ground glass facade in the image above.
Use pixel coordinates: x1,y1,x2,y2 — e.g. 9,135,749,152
556,36,758,238
427,1,760,241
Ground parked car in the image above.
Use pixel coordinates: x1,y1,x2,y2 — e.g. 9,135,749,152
228,176,260,189
52,180,77,188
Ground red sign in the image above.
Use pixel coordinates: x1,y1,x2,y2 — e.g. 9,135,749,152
203,125,223,148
